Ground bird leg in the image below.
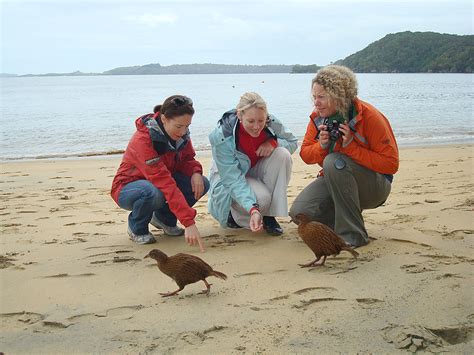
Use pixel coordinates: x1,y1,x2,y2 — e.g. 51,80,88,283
198,279,212,295
160,286,183,297
298,256,324,268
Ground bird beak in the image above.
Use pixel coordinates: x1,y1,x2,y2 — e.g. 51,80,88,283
144,254,149,259
289,218,299,225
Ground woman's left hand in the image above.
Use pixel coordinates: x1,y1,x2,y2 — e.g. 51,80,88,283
256,140,276,157
339,122,353,146
190,173,204,200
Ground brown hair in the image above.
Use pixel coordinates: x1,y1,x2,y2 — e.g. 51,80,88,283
154,95,194,118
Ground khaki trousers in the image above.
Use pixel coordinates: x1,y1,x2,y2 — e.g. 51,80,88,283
289,152,391,247
231,147,292,228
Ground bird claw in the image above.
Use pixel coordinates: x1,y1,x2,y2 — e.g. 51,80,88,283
298,262,323,268
198,283,212,295
160,291,179,297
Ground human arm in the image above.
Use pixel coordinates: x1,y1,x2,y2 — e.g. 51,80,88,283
210,134,257,215
340,111,399,174
256,139,278,157
184,224,205,252
267,115,298,154
249,207,263,232
128,135,196,227
175,140,206,200
299,117,330,165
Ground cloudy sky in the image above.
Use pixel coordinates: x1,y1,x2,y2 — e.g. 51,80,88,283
1,0,472,74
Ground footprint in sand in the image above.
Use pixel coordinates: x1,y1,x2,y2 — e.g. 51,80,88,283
0,255,17,269
387,238,432,248
0,311,44,327
208,234,256,248
41,273,96,278
400,263,437,273
292,297,346,309
233,271,262,278
356,298,384,304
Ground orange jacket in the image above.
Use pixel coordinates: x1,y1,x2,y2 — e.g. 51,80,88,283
300,98,399,176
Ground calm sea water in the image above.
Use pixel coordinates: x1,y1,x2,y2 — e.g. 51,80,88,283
0,73,472,161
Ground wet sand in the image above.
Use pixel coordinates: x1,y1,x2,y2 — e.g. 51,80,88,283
1,144,473,353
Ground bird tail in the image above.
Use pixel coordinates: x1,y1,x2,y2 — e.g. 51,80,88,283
211,270,227,280
346,247,359,258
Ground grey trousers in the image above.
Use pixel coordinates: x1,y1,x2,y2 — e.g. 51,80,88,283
231,147,293,228
289,152,391,247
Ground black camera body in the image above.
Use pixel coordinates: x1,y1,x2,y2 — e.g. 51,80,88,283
325,118,342,141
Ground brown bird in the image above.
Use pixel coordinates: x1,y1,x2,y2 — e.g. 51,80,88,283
293,213,359,267
144,249,227,297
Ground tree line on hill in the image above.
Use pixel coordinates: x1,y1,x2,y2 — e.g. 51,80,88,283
335,31,473,73
2,31,472,77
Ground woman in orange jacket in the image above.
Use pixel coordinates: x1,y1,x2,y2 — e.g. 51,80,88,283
289,65,399,247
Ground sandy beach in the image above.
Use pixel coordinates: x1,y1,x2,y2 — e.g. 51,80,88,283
1,144,473,354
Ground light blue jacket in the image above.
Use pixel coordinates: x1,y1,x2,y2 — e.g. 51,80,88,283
208,109,298,227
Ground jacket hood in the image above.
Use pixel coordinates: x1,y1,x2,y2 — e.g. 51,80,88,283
136,113,190,153
218,109,239,138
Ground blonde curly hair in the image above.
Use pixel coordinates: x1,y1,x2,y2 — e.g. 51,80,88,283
312,65,358,120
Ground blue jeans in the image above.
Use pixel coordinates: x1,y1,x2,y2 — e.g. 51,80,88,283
118,173,210,235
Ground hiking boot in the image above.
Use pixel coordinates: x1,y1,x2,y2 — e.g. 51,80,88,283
150,214,184,236
226,211,242,229
263,216,283,236
127,227,156,245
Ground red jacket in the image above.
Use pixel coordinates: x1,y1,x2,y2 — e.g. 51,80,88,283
111,113,203,227
301,98,399,176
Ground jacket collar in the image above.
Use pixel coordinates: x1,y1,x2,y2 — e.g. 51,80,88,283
138,113,189,153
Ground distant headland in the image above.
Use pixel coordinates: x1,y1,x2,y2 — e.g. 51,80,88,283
2,31,472,77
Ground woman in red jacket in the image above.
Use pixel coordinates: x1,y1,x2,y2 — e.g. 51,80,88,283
111,95,209,251
290,65,399,247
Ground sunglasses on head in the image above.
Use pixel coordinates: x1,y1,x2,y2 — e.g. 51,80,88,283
171,96,193,106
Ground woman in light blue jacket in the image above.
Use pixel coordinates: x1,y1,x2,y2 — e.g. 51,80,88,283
208,92,297,235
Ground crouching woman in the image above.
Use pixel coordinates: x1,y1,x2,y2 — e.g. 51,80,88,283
208,92,297,235
111,95,209,251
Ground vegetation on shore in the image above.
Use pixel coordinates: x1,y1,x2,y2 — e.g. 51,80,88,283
335,31,473,73
2,31,471,77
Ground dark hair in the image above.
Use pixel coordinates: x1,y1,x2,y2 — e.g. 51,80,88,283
153,95,194,118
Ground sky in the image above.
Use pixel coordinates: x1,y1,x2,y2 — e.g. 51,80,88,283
1,0,472,75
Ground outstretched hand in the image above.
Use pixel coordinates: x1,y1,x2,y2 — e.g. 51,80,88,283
185,224,205,252
249,211,263,232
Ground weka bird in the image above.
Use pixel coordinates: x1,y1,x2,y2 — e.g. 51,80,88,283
293,213,359,267
144,249,227,297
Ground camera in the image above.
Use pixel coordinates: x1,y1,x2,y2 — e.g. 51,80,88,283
325,118,342,141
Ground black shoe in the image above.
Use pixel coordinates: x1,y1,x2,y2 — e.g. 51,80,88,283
263,216,283,236
226,212,242,229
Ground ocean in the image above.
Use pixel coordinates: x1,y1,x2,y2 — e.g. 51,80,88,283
0,73,472,161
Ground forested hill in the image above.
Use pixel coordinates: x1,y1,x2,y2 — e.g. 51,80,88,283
102,63,292,75
336,31,473,73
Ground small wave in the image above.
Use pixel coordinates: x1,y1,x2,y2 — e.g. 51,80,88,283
1,149,125,162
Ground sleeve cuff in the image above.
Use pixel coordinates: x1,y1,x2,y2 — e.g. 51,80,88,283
342,137,354,148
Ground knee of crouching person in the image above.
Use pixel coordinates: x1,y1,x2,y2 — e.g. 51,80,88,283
322,152,344,174
289,203,303,222
272,146,292,164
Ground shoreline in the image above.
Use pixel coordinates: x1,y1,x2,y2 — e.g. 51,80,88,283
1,140,472,163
